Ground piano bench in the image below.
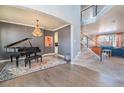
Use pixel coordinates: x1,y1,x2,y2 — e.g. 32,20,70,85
25,55,42,68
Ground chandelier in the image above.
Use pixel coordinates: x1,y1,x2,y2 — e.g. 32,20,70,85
32,20,43,37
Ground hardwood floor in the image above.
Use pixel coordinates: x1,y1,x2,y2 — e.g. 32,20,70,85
74,47,124,82
0,64,124,87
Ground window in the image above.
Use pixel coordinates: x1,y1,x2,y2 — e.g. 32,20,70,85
97,33,122,47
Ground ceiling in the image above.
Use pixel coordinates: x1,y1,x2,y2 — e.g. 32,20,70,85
82,6,124,35
0,5,69,31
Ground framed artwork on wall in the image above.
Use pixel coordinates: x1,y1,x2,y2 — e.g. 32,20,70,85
45,36,53,47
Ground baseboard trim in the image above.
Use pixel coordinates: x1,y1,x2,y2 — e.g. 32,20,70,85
57,54,65,58
42,53,65,59
42,53,56,57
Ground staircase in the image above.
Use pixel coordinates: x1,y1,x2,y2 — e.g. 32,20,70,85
80,33,103,61
77,46,100,63
73,46,101,68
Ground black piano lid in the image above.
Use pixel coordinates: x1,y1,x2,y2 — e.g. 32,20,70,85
4,38,32,48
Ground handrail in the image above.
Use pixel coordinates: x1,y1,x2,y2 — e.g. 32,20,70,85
82,33,103,61
82,33,102,47
86,35,101,47
81,5,94,13
81,5,96,24
87,35,103,61
81,5,107,24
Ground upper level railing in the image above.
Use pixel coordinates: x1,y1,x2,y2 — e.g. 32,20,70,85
81,5,105,24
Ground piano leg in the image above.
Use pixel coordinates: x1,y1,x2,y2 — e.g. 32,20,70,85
16,57,19,67
25,59,27,67
29,60,31,68
41,55,42,62
10,56,13,62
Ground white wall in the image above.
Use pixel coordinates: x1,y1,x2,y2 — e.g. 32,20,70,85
23,5,81,62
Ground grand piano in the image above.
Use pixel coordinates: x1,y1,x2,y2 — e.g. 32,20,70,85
4,38,42,68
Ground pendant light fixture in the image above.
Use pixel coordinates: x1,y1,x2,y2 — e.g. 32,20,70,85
32,20,43,37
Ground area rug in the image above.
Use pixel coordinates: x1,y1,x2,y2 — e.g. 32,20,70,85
0,55,66,81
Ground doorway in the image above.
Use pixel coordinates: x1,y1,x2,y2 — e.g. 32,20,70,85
54,32,58,54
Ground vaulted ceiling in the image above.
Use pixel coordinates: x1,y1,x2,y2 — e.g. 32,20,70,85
0,5,69,31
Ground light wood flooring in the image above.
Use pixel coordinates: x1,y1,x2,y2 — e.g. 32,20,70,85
0,48,124,87
74,48,124,82
0,63,124,87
